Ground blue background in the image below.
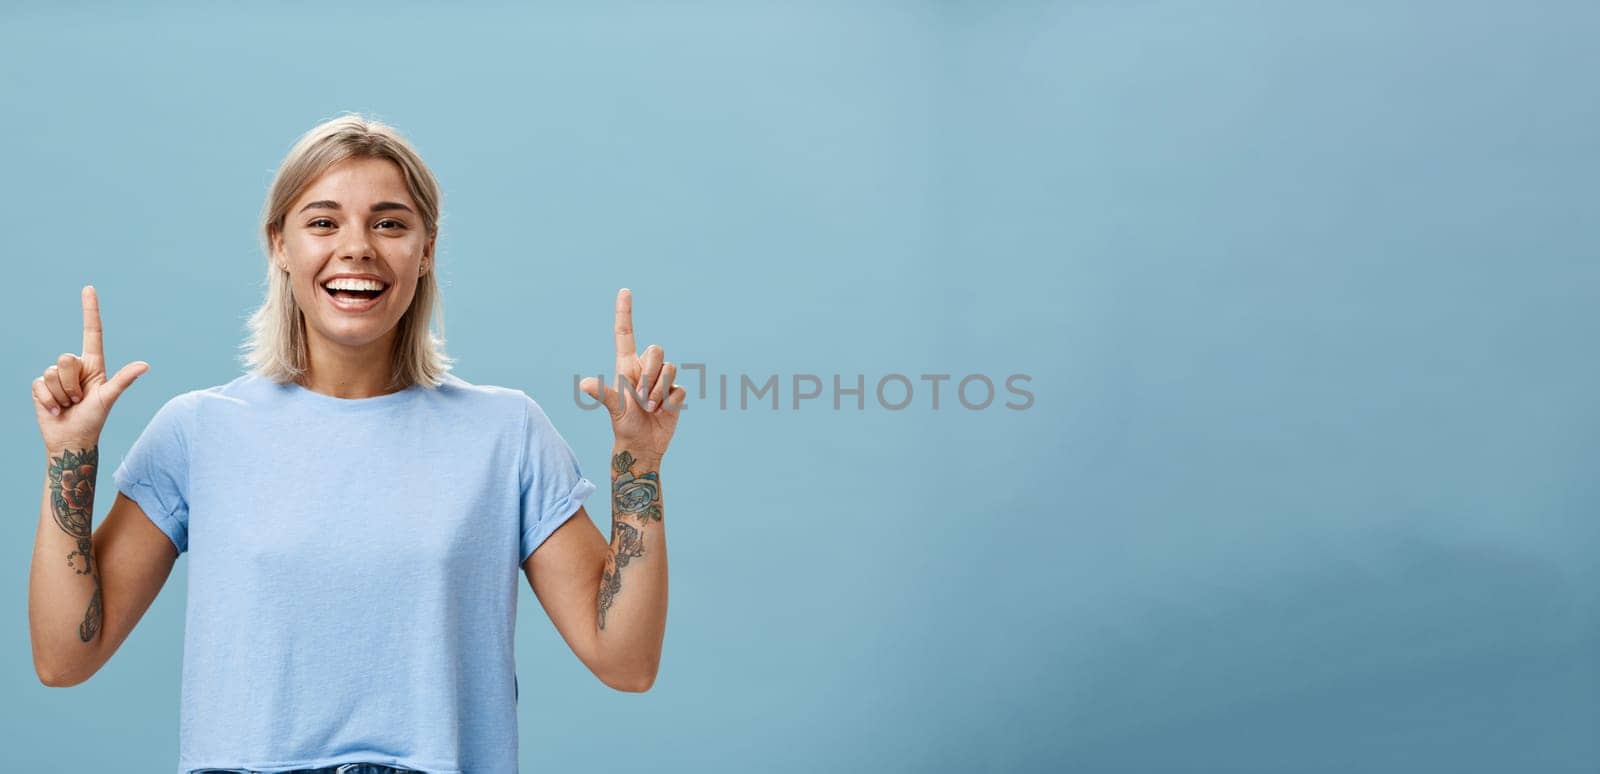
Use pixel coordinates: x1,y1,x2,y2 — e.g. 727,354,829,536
3,2,1595,771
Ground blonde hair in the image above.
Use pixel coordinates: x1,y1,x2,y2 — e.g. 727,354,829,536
238,112,454,390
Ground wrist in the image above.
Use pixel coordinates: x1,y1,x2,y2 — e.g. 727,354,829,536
46,438,100,457
611,443,662,469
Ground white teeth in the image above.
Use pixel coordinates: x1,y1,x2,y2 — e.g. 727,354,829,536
323,277,387,291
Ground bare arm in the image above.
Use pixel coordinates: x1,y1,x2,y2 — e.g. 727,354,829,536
524,445,668,692
29,439,178,687
536,287,683,692
28,285,168,686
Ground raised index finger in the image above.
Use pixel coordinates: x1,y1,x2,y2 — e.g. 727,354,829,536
82,285,104,359
614,287,636,358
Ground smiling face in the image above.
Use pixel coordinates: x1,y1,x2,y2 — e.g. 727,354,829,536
271,156,434,366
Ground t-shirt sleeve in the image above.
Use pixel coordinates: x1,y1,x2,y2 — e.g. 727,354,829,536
112,393,193,555
518,393,597,564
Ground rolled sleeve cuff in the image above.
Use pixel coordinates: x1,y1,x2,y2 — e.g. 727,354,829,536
115,475,188,555
520,476,597,564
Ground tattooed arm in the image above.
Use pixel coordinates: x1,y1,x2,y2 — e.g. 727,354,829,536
29,439,180,687
530,287,681,692
523,444,668,693
30,288,174,686
595,446,667,643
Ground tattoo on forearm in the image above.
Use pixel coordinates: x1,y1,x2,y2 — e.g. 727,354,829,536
611,450,662,522
598,449,662,630
80,586,103,642
48,447,104,643
598,521,644,630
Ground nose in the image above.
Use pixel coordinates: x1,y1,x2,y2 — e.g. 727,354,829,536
336,229,375,263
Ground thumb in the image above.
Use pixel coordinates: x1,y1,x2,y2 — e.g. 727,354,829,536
101,361,149,405
579,375,622,418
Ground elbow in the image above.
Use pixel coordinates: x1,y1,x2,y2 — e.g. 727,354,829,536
33,647,99,688
588,624,662,692
597,653,660,693
35,660,88,688
603,668,657,693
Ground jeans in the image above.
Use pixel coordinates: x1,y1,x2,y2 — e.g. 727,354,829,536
194,765,425,774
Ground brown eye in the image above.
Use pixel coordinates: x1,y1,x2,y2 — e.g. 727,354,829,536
309,218,335,228
376,219,405,230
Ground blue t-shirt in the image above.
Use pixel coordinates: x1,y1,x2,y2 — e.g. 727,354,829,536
112,371,598,774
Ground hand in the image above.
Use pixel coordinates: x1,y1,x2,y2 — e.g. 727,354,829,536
578,288,687,461
32,286,150,450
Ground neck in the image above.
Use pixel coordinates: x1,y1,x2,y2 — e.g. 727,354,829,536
300,328,403,399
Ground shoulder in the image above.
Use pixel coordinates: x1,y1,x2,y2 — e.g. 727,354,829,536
139,372,290,430
430,371,540,418
431,376,577,471
164,372,263,417
134,378,233,427
434,374,578,447
183,371,269,405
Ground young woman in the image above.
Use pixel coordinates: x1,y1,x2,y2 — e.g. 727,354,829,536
27,114,683,774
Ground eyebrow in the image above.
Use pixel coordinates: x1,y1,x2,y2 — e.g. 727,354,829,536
298,200,415,214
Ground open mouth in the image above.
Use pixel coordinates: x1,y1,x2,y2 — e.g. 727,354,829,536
323,286,388,301
321,279,390,305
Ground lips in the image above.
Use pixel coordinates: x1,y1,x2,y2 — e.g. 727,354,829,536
323,283,388,312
